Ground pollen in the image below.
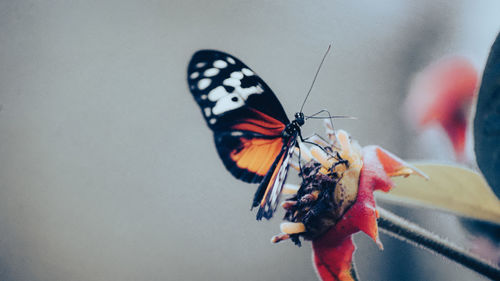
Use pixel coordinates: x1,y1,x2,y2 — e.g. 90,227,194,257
280,222,306,234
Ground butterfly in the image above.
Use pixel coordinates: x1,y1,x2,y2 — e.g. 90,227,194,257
187,50,306,220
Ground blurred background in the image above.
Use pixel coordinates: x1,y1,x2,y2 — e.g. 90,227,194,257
0,1,499,280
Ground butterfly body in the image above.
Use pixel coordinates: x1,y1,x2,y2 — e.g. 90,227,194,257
187,50,303,219
283,112,305,138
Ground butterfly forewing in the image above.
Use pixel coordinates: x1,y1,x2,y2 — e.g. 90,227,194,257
187,50,289,129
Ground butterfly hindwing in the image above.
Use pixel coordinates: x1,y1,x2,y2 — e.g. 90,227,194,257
254,134,298,220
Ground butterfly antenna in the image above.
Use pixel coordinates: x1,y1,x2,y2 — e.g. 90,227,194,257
299,44,332,113
306,108,357,120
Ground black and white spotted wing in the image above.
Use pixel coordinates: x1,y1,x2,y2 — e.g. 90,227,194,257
187,50,289,128
187,49,298,220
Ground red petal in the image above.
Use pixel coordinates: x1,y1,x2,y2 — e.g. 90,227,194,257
442,119,467,159
313,236,356,281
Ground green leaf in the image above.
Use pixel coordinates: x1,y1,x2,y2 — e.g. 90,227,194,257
375,163,500,224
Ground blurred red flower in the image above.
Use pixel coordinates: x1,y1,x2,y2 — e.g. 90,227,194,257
405,56,478,160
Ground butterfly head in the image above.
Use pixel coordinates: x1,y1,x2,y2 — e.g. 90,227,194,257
294,112,305,126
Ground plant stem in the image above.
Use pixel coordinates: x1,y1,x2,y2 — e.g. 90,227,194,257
377,207,500,280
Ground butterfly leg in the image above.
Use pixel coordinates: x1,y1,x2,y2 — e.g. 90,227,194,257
302,133,330,147
300,133,337,159
305,109,336,131
306,109,332,118
295,140,306,181
297,128,331,154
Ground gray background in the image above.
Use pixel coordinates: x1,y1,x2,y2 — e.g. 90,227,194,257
0,1,499,280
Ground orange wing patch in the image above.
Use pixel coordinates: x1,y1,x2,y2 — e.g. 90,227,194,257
230,138,284,177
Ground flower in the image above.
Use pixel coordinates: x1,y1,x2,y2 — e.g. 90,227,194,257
404,56,478,160
272,121,426,281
